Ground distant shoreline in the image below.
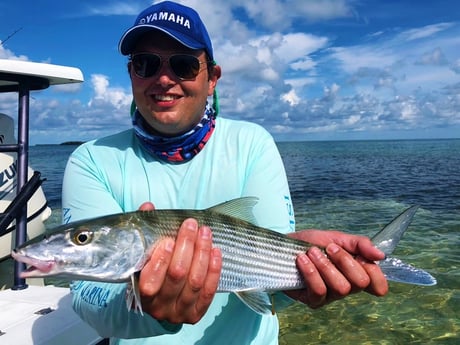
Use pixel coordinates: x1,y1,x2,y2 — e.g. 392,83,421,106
60,141,85,146
35,141,85,146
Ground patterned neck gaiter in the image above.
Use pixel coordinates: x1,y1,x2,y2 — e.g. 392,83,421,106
132,103,216,163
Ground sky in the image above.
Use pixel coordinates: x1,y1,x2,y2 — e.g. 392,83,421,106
0,0,459,144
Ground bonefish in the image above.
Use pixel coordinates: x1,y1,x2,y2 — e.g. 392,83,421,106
12,197,436,314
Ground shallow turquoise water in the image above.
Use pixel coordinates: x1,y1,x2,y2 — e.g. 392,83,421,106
276,140,459,344
278,200,458,344
2,140,459,344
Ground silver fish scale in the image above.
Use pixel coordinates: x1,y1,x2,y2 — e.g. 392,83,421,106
137,210,310,292
195,213,309,292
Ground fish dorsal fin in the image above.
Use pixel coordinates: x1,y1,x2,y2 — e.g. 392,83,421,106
235,290,272,315
207,197,259,225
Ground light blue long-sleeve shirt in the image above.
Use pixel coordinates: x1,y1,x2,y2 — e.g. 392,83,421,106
62,117,296,344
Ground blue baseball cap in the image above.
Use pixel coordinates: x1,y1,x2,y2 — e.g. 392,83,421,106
119,1,214,60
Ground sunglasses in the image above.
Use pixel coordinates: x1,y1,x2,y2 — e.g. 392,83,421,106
130,53,210,80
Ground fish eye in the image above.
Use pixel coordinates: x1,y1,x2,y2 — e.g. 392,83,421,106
73,229,93,245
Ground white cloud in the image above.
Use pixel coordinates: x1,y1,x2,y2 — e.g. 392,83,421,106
329,46,397,74
276,33,329,63
344,114,361,126
282,89,300,106
2,0,460,143
0,43,28,60
84,2,144,16
401,23,455,41
451,59,460,74
234,0,353,29
88,74,132,110
417,47,448,66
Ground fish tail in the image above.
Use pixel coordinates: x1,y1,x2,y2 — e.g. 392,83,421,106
379,256,437,286
371,206,437,286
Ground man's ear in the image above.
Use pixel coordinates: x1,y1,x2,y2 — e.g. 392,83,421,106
208,65,221,96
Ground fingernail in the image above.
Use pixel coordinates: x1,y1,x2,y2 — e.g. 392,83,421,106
185,219,198,232
327,243,340,255
211,248,222,266
200,226,211,240
298,253,311,265
164,238,174,252
309,247,323,258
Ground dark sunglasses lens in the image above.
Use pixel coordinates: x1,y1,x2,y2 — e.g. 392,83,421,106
170,55,201,80
132,54,161,78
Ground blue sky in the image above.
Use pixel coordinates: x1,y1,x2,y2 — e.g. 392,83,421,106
1,0,459,144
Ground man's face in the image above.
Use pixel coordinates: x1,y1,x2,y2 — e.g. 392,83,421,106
129,31,219,136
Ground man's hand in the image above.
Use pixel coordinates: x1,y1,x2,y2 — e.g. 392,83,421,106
137,202,222,324
285,230,388,309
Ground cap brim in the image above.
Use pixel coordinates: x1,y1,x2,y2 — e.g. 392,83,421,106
119,25,206,55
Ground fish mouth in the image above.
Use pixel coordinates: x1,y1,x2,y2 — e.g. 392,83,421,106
11,251,55,278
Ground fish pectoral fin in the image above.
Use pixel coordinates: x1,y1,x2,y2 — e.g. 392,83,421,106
126,273,144,315
379,256,437,286
235,290,273,315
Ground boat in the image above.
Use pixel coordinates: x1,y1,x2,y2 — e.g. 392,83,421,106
0,59,105,344
0,113,52,260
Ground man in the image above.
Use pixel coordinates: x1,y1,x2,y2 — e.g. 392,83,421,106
64,2,387,344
